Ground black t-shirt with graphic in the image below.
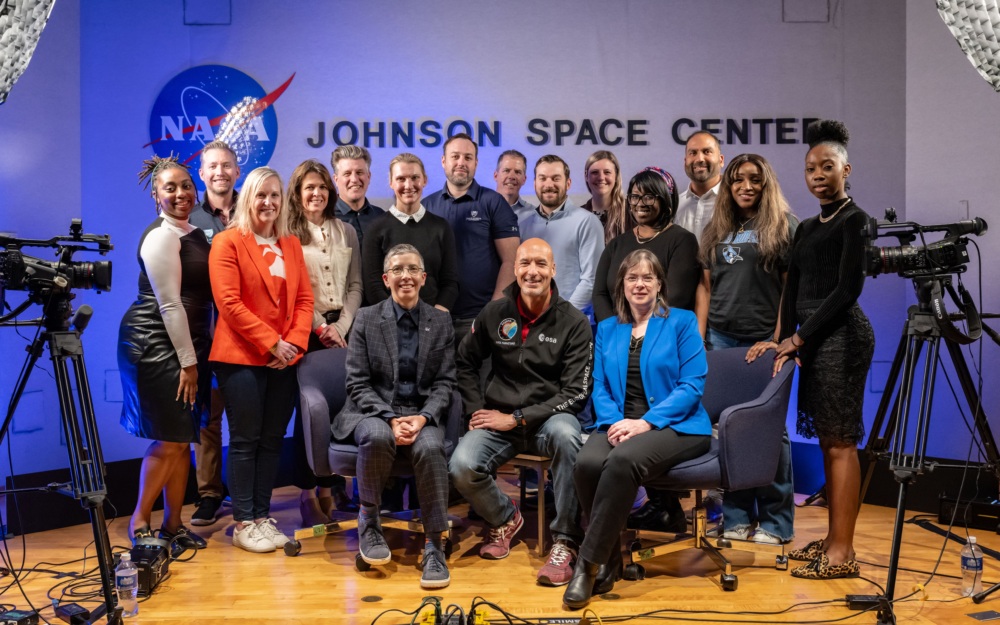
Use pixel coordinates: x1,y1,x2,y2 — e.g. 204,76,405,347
708,216,799,341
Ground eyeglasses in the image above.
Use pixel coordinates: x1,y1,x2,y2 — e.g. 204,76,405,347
624,275,658,285
627,193,658,207
387,265,423,277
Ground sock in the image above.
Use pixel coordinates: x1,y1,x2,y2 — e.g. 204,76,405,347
360,503,378,520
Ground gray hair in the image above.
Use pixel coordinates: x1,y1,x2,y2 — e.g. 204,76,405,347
383,243,425,273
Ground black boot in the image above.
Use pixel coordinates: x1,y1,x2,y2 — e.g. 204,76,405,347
593,547,623,595
563,558,600,609
628,490,686,533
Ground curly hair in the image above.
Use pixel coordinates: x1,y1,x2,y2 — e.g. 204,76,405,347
138,154,193,211
805,119,849,162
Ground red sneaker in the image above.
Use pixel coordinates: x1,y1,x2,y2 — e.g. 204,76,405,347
479,503,524,559
537,540,577,586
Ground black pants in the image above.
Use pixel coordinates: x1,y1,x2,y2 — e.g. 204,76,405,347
215,363,298,522
574,428,710,564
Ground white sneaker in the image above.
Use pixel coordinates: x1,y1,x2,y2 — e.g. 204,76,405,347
233,521,275,553
256,518,289,549
722,527,751,540
752,529,782,545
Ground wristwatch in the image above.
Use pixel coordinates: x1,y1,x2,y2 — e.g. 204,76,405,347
513,409,526,428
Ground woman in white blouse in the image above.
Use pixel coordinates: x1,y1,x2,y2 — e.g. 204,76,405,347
286,159,363,524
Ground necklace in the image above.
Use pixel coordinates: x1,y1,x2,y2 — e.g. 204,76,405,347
818,197,851,224
737,215,756,233
629,335,644,354
635,223,670,244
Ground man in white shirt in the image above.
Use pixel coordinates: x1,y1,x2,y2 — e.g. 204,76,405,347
674,131,725,241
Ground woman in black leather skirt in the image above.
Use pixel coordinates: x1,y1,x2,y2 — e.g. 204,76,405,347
118,156,213,551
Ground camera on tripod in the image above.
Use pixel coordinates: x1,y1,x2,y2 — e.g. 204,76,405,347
0,219,112,296
862,207,987,278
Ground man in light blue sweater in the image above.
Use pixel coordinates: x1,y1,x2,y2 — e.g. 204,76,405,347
516,155,605,314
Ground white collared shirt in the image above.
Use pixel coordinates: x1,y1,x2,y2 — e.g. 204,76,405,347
388,204,426,224
674,181,721,241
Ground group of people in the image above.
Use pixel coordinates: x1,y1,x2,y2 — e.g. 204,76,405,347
116,118,874,607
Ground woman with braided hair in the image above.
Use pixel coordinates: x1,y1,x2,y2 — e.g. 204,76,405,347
774,119,874,580
118,155,212,552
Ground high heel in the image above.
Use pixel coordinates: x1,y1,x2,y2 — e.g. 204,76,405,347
563,558,600,609
593,547,623,595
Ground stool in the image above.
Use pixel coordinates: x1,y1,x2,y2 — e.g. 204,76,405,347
507,453,551,554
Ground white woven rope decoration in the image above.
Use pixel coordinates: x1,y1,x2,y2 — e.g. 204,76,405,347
937,0,1000,91
0,0,58,103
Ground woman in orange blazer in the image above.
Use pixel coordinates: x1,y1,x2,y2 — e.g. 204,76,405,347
209,167,313,554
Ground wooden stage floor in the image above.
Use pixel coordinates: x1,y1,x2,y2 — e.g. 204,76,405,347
1,477,995,624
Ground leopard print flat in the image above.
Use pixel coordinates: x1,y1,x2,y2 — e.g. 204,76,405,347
787,539,825,561
790,553,860,579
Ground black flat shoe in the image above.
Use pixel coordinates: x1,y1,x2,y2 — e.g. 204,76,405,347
159,524,208,550
563,559,600,609
593,547,623,595
131,525,154,548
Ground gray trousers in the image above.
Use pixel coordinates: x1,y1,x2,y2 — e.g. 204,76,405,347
353,416,449,534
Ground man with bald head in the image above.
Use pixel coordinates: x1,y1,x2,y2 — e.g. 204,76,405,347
450,238,593,586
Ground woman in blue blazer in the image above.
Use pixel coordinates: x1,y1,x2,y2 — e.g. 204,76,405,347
564,249,712,609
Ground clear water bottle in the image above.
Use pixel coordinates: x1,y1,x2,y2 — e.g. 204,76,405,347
961,536,984,597
115,552,139,617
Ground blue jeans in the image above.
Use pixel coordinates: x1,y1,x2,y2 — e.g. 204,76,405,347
215,363,297,523
706,327,795,541
449,412,583,544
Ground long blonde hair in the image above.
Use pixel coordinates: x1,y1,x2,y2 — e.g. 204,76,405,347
584,150,628,242
229,167,289,238
699,154,793,272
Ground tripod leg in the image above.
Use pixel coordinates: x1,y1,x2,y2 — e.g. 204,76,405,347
48,331,121,623
944,340,1000,469
860,317,920,505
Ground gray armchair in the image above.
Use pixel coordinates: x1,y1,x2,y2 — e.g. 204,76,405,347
283,347,462,564
623,347,796,591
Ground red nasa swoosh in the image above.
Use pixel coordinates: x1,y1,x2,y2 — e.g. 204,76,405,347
142,73,295,157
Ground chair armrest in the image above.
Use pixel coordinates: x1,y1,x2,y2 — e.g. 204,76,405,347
718,360,795,491
299,386,333,477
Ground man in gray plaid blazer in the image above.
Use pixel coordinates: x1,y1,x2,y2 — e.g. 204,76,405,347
332,244,455,589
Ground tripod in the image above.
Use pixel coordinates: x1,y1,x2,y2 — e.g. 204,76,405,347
858,275,996,625
0,292,123,624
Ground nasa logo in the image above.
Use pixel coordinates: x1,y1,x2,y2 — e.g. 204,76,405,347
498,318,518,341
145,65,295,190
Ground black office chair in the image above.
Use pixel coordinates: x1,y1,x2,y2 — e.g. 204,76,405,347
621,347,796,591
282,347,463,568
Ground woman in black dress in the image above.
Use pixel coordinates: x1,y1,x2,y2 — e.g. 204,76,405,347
774,120,874,579
118,156,213,550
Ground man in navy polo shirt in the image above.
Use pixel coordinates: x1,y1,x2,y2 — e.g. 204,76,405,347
424,133,520,341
